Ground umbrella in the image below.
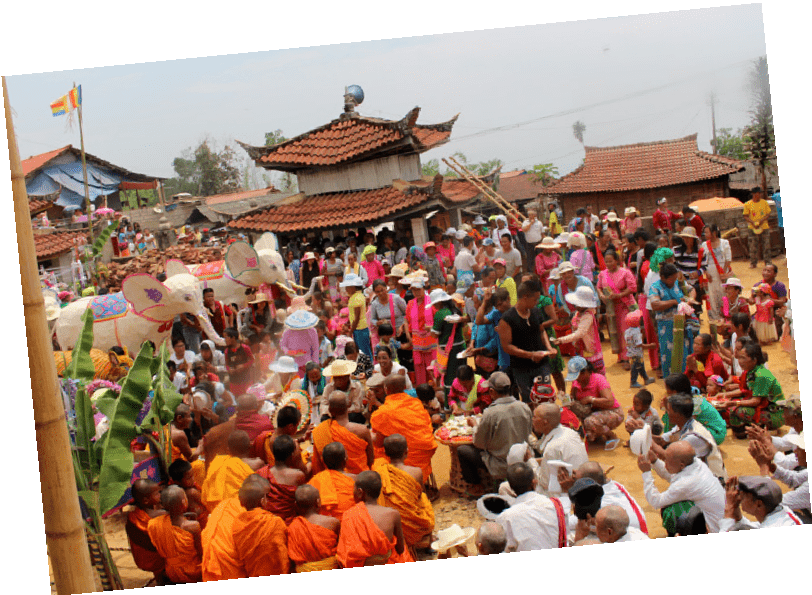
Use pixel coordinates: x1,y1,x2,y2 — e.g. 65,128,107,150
96,207,115,215
689,197,743,213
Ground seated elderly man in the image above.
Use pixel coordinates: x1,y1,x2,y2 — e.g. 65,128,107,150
457,372,532,494
475,522,507,555
637,440,725,533
720,476,803,530
748,429,809,514
321,359,366,424
529,403,588,498
594,505,649,543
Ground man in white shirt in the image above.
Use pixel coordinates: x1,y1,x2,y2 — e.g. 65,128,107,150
494,233,523,278
166,360,189,394
530,403,588,498
719,476,803,531
749,430,809,512
584,205,601,235
637,440,725,532
595,505,649,543
496,462,567,552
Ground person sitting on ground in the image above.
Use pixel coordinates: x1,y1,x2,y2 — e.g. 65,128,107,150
720,476,803,530
200,475,255,582
232,393,273,443
747,430,809,514
336,470,413,567
320,359,367,424
256,405,310,477
637,440,725,533
594,505,650,543
147,485,203,584
564,356,623,450
125,480,168,583
496,462,568,552
660,373,727,445
372,434,435,550
370,374,438,480
308,442,358,521
685,333,729,392
476,522,508,555
256,434,306,525
201,430,262,513
168,460,208,529
625,389,664,437
312,391,374,475
232,474,290,576
447,364,491,415
287,485,341,572
458,372,532,496
529,402,588,498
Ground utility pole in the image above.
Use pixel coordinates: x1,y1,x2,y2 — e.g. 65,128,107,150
709,91,718,154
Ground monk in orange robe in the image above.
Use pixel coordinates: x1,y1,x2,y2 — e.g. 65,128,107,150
171,403,206,486
257,434,306,525
308,442,357,521
200,494,246,582
232,475,289,577
125,480,167,582
372,434,435,548
256,405,311,477
168,459,208,528
201,430,262,513
146,486,203,583
287,485,340,572
336,471,414,568
312,391,373,475
370,375,437,478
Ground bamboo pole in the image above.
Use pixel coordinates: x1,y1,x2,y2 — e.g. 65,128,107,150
74,82,94,247
4,76,98,594
442,157,526,223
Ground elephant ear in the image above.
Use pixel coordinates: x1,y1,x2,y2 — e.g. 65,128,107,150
165,259,191,278
254,232,279,253
226,241,260,280
121,273,174,322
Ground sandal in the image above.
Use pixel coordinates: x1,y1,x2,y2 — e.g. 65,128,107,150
604,438,620,451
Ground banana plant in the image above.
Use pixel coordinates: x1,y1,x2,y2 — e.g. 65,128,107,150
85,219,119,261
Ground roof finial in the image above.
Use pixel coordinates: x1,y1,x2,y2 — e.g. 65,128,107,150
341,85,364,119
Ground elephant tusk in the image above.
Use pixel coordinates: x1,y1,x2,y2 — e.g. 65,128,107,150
275,281,300,294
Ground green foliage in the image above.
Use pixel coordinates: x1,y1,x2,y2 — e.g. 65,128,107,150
120,189,159,210
743,56,777,182
164,139,242,197
713,128,747,160
86,219,119,260
572,120,586,144
439,152,502,178
422,158,440,177
67,310,97,383
264,129,288,147
529,163,560,186
141,342,184,431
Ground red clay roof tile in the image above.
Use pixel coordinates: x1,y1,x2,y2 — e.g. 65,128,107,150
34,230,88,260
21,145,72,177
497,171,544,203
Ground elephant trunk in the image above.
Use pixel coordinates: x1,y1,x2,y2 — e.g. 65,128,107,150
197,310,226,346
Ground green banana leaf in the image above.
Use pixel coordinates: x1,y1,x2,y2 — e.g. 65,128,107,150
89,219,119,259
145,342,184,428
97,342,155,514
74,386,99,482
66,309,97,383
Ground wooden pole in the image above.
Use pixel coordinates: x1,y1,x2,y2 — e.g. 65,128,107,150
74,82,93,247
4,76,98,594
443,157,526,223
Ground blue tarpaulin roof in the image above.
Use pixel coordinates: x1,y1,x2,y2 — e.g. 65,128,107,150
26,160,123,208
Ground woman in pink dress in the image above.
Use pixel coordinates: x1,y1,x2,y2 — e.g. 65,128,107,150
553,285,605,375
621,206,642,236
534,237,561,293
596,250,637,369
565,356,623,449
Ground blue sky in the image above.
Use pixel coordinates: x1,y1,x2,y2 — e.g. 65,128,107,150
5,4,768,183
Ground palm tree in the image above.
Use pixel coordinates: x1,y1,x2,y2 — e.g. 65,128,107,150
572,120,586,144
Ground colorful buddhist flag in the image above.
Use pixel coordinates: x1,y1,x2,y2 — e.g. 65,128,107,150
50,95,69,117
69,85,82,109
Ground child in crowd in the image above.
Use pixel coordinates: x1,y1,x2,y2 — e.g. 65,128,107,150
447,364,491,415
751,282,778,345
721,278,749,329
415,382,444,429
328,307,350,342
624,310,656,389
167,460,208,528
705,375,724,398
625,389,664,436
316,320,334,367
376,323,402,365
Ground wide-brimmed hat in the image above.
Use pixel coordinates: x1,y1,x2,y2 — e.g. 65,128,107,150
408,277,426,289
429,288,452,306
536,237,559,250
389,263,409,278
568,231,587,249
339,273,365,288
678,226,699,239
248,292,270,304
553,232,570,245
323,359,357,378
301,251,316,261
723,277,743,289
459,223,472,232
473,216,487,225
565,285,599,309
287,296,312,314
455,230,468,241
565,356,589,382
624,206,638,216
476,494,515,521
783,431,805,451
269,355,298,374
284,310,319,330
548,267,561,281
606,212,619,222
431,524,477,552
557,261,575,274
423,241,436,251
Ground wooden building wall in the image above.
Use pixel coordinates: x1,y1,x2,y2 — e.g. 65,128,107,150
298,154,421,196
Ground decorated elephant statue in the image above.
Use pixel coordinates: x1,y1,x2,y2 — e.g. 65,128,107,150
165,233,297,309
55,270,226,355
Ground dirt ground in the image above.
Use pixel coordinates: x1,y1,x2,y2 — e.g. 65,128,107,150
49,256,798,589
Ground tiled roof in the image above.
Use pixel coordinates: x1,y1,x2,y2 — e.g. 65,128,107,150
238,108,457,171
497,170,544,203
34,230,88,260
21,145,165,182
546,134,745,194
21,145,72,177
230,176,478,234
29,197,56,214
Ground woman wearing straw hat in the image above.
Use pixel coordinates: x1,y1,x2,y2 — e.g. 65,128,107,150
239,292,274,338
300,251,321,291
430,288,467,399
322,246,344,302
535,237,561,294
567,232,595,280
673,226,704,316
341,273,373,361
604,212,623,249
279,308,320,379
622,207,642,235
552,285,606,375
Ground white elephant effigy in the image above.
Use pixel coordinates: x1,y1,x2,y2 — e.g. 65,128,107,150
55,270,226,355
165,233,297,309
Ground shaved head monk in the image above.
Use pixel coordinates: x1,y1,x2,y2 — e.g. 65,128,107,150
372,434,435,549
234,393,273,442
312,390,374,475
125,480,168,583
171,403,207,485
168,460,208,528
257,434,306,524
337,471,414,567
232,474,290,577
147,485,203,583
257,405,311,477
308,442,357,521
370,375,438,479
201,430,261,513
288,484,341,572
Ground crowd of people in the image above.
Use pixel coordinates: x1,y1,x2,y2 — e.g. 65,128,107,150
115,190,806,585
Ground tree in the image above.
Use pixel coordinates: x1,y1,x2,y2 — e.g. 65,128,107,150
469,158,503,176
712,128,748,160
264,129,288,147
263,129,298,193
529,163,559,186
742,56,776,192
422,158,440,177
165,139,241,197
572,120,586,144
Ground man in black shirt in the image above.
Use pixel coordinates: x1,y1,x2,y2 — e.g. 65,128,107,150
497,279,557,403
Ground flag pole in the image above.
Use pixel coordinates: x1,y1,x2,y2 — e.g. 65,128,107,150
74,82,93,247
5,76,98,594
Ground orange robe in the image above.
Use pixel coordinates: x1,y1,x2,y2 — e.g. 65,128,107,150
257,466,299,525
232,508,289,577
200,455,254,513
370,392,438,477
171,442,207,487
312,420,370,475
308,470,357,521
146,514,202,583
258,431,310,468
336,502,414,568
372,461,435,547
125,509,165,574
287,517,339,572
200,498,246,582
